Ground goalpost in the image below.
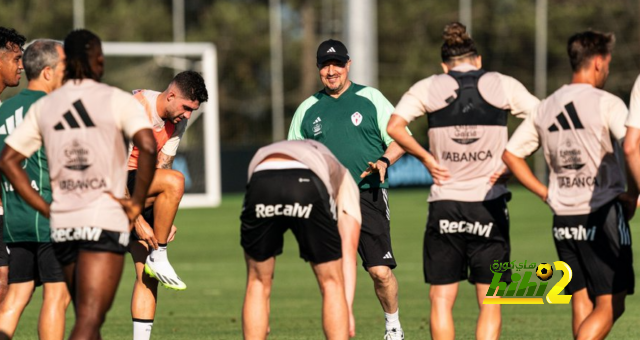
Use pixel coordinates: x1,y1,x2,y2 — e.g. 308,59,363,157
103,42,221,208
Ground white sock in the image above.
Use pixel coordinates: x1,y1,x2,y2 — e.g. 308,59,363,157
133,319,153,340
150,244,168,262
385,309,401,331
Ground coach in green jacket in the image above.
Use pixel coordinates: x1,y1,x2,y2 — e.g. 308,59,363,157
288,39,406,340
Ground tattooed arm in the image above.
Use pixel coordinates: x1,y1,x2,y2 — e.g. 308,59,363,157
156,151,175,169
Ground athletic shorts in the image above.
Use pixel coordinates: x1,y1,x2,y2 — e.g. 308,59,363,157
7,242,65,285
240,169,341,264
127,170,155,240
51,227,130,266
358,188,396,270
553,200,634,296
0,215,7,267
424,195,511,285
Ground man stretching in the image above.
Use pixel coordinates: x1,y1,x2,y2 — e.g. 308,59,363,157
127,71,208,340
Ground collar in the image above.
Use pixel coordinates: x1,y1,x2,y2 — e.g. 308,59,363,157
450,63,479,72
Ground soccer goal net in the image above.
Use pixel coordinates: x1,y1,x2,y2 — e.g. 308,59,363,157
103,42,220,208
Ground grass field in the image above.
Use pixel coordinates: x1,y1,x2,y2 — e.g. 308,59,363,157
11,186,640,339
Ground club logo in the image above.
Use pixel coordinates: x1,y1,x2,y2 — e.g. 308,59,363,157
351,112,362,126
451,125,482,144
557,139,586,170
60,139,95,171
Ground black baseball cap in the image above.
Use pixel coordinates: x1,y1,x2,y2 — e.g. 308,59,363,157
316,39,349,65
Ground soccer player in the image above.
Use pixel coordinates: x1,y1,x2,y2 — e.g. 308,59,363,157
0,39,70,340
503,31,635,339
0,26,26,304
0,27,25,98
288,39,406,339
127,71,208,340
386,22,539,340
0,29,156,339
241,139,361,340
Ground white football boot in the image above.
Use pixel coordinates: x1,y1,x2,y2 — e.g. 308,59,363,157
144,255,187,291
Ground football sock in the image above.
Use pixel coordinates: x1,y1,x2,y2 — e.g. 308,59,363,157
133,319,154,340
150,244,168,262
385,309,401,331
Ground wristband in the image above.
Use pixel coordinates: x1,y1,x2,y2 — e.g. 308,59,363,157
378,156,391,167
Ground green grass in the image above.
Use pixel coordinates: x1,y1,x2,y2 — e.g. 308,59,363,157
11,187,640,339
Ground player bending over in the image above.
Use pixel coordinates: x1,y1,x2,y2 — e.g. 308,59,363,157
241,140,361,340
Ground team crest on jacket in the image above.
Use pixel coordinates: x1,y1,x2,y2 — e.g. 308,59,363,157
351,112,362,126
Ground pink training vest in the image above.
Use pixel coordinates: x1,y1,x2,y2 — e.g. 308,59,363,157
128,90,176,170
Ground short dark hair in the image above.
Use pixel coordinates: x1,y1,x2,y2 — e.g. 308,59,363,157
23,40,62,81
0,27,26,53
441,22,478,62
63,29,101,81
567,31,615,72
171,71,208,103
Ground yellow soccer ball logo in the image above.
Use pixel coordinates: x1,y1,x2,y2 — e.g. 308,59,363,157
536,263,553,281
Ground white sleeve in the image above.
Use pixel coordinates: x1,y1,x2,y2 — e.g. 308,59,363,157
160,120,187,156
602,94,628,141
505,109,540,158
498,74,540,119
394,78,433,123
626,74,640,129
5,101,43,158
112,90,152,139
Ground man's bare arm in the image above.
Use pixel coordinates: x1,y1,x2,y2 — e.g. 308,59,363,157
0,146,49,218
382,141,405,165
386,114,450,184
624,127,640,191
359,141,406,183
156,151,174,169
502,150,548,202
338,212,360,338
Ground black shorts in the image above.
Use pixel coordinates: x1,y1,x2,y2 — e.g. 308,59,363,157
0,215,7,267
424,195,511,285
553,200,634,296
51,227,130,266
127,170,155,231
240,169,341,264
358,188,396,270
7,242,65,285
